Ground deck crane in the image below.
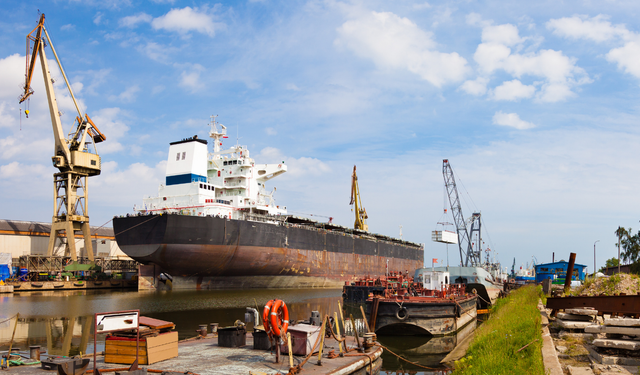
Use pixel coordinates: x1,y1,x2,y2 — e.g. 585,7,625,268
442,159,482,267
350,166,369,231
19,14,106,261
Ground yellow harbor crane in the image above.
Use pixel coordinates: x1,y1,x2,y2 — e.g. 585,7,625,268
19,14,106,261
349,165,369,231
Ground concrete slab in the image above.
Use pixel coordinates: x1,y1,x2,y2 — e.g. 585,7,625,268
558,331,594,339
0,285,13,293
585,325,640,337
556,320,593,329
567,366,594,375
593,338,640,351
586,344,640,367
566,308,598,316
593,364,635,375
558,313,595,322
604,317,640,327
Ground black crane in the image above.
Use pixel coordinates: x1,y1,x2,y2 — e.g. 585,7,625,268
442,159,482,267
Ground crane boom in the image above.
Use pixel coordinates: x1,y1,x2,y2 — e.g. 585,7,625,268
350,165,369,231
442,160,481,266
19,14,106,261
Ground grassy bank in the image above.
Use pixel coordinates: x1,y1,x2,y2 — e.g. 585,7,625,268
452,285,544,375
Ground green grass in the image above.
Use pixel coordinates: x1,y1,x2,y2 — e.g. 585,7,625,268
452,285,545,375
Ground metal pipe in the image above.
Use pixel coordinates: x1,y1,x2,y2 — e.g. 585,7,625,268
564,253,576,292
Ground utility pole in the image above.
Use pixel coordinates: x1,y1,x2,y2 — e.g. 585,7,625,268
594,240,600,277
618,226,622,275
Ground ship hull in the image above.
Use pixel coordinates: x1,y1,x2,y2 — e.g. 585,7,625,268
366,295,477,336
113,214,424,288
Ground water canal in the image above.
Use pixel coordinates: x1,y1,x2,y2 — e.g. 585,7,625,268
0,288,460,374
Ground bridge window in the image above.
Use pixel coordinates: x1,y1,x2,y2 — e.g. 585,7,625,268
182,152,186,160
176,153,180,161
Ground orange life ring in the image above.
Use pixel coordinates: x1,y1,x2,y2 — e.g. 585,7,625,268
269,299,289,337
263,300,274,335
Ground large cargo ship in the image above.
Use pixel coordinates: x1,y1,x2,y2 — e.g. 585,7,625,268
113,117,424,289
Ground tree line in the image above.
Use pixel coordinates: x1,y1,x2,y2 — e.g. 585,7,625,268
602,227,640,274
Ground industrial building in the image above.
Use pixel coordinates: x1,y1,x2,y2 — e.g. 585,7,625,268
535,261,587,284
0,219,128,260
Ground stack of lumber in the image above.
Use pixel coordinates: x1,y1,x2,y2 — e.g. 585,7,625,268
105,316,178,365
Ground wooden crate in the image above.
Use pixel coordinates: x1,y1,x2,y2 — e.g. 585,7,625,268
105,331,178,365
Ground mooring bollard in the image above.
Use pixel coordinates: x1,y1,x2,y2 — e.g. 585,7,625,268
210,323,219,333
199,324,208,337
29,346,41,361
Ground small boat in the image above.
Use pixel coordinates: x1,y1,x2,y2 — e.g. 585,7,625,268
93,281,103,286
366,269,477,336
430,266,503,310
53,284,64,288
31,282,43,288
342,271,411,304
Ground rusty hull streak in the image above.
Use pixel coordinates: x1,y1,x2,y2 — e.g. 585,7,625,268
546,295,640,315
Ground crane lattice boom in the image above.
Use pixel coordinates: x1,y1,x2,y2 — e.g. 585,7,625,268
443,159,481,267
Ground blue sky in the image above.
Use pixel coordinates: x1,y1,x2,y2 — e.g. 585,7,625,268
1,0,640,272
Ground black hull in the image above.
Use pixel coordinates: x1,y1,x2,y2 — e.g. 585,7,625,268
113,214,424,286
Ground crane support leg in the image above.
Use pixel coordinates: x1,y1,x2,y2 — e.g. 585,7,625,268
46,172,94,261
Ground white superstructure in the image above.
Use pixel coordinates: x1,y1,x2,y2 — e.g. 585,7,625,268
136,116,288,219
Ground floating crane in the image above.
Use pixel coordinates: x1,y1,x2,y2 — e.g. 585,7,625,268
442,159,482,267
19,14,106,261
349,165,368,231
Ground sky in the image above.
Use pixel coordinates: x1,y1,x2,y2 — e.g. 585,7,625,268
1,0,639,273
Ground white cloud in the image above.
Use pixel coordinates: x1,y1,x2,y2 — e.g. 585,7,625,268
178,64,205,91
606,42,640,78
0,161,47,179
266,127,277,135
257,147,331,178
481,24,523,46
492,79,536,101
286,83,300,91
546,15,630,43
61,24,75,31
137,42,172,63
93,12,104,25
413,2,431,10
335,11,468,87
492,111,535,130
468,18,590,102
89,108,130,154
547,15,640,80
460,77,489,95
151,6,219,37
109,85,140,102
119,13,152,28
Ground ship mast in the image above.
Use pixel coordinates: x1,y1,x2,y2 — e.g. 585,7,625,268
209,115,227,154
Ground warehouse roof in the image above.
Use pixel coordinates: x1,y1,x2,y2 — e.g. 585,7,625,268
0,219,115,238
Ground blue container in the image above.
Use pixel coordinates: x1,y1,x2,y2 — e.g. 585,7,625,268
0,264,9,282
19,268,28,276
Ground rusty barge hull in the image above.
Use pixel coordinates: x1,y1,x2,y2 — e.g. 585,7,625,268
113,214,423,289
367,295,477,336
